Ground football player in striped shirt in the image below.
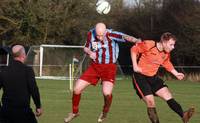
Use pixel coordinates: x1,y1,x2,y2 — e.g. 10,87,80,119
64,22,140,123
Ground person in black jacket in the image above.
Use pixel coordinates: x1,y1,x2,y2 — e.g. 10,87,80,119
0,45,42,123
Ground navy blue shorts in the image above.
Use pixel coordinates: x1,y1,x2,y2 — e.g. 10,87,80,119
132,72,167,99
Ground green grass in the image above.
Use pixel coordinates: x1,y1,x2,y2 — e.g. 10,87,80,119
1,78,200,123
34,78,200,123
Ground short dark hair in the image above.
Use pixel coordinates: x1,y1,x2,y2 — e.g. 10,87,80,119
160,32,176,42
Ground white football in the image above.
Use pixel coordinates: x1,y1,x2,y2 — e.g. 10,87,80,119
96,0,111,15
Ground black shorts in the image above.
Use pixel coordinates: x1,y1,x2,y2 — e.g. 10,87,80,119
132,72,167,99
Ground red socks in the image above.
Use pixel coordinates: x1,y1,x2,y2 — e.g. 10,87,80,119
103,95,113,113
72,93,81,114
72,93,113,114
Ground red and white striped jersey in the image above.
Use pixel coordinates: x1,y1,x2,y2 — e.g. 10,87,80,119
85,29,127,64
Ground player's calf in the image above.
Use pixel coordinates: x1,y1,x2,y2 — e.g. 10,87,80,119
147,107,160,123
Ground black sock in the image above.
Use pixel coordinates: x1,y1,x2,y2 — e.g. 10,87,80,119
147,107,160,123
167,98,184,117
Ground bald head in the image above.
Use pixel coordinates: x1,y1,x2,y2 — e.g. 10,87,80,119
95,23,106,41
12,45,26,62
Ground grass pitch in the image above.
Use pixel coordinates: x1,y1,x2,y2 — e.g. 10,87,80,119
35,77,200,123
0,77,196,123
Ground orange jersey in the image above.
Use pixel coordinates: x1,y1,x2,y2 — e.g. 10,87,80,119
131,40,174,76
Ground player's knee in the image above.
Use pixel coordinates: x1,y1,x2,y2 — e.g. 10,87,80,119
102,89,113,95
104,94,112,97
103,91,112,96
160,93,173,101
73,89,82,95
146,100,155,107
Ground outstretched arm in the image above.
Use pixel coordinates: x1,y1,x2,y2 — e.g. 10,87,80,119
123,35,141,43
171,69,185,80
109,31,141,43
162,55,184,80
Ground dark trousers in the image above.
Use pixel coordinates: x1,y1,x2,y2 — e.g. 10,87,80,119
0,106,37,123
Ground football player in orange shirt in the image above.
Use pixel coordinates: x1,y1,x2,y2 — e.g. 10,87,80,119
131,32,194,123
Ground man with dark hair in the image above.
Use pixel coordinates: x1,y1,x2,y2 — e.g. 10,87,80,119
131,32,195,123
0,45,42,123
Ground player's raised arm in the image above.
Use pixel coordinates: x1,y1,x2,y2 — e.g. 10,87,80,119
123,35,141,43
108,31,141,43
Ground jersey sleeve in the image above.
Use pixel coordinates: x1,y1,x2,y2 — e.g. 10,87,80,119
131,40,155,54
162,54,174,72
108,31,126,42
84,31,92,49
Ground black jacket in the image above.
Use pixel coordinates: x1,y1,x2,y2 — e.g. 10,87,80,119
0,60,41,109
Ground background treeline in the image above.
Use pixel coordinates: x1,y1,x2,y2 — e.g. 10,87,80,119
0,0,200,69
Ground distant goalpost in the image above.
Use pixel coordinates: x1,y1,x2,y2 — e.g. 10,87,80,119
26,44,85,91
26,44,125,91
